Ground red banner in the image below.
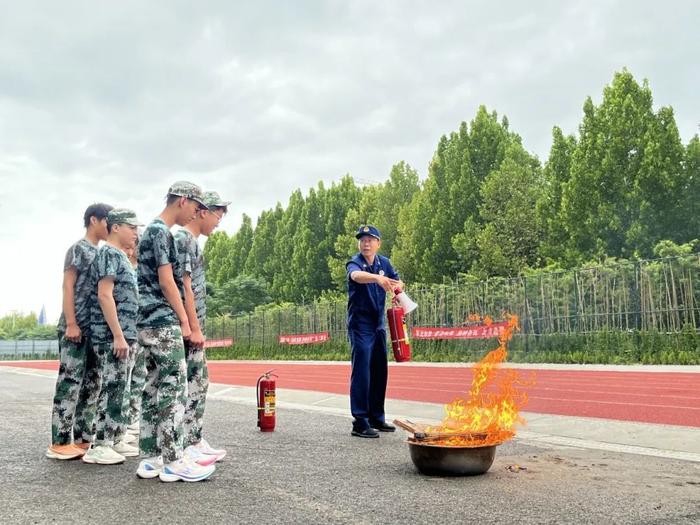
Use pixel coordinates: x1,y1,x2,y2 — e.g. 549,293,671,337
204,338,233,348
411,322,509,340
278,332,330,345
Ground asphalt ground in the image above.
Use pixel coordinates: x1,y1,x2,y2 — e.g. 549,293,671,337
1,365,699,525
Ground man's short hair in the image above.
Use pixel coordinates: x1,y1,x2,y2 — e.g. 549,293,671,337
83,203,114,228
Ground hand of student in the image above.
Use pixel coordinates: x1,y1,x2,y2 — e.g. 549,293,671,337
113,335,129,360
65,323,82,343
180,321,192,340
189,328,205,348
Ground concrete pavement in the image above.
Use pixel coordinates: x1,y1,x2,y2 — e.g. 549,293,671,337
1,364,699,524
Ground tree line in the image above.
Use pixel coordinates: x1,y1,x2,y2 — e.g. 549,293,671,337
204,69,700,316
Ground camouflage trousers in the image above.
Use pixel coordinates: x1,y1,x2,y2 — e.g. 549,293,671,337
138,326,187,463
93,342,135,445
183,340,210,447
123,341,146,428
51,332,100,445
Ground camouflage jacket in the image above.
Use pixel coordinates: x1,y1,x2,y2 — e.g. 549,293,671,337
137,218,184,329
89,244,139,344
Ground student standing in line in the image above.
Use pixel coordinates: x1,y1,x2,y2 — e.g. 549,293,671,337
47,203,113,460
175,191,230,464
82,209,142,465
135,181,215,482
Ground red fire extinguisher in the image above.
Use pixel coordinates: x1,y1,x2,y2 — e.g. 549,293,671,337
257,370,277,432
387,296,412,363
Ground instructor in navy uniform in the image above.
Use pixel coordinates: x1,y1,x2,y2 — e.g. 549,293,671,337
346,225,404,438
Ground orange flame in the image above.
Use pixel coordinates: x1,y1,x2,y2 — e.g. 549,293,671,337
426,314,529,447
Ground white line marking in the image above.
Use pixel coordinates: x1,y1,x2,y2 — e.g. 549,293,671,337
516,431,700,463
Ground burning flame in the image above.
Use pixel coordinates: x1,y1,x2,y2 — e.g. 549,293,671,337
425,314,529,447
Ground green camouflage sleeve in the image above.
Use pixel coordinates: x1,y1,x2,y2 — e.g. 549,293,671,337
63,243,89,272
96,249,119,282
151,227,173,268
175,231,194,275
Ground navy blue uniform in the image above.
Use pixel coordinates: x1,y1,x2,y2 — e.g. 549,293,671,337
346,252,399,431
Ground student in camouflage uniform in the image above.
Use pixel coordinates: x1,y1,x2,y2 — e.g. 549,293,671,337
47,203,113,460
82,209,143,465
176,191,230,463
119,241,144,444
135,181,216,482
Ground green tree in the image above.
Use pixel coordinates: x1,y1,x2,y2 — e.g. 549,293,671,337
470,143,544,276
395,106,516,282
537,126,577,263
244,204,284,284
562,69,687,261
207,274,272,316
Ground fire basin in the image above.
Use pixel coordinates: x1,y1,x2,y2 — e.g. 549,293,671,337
407,441,497,476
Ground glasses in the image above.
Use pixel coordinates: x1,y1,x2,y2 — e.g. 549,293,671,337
211,210,225,221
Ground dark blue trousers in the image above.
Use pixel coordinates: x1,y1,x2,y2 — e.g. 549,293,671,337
349,326,388,430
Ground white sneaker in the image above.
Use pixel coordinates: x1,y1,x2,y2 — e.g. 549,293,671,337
113,441,139,457
126,422,139,434
184,445,218,466
195,438,227,462
136,456,163,479
82,445,126,465
159,457,215,483
120,432,138,445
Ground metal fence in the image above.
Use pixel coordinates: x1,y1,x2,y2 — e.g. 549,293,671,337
0,340,59,358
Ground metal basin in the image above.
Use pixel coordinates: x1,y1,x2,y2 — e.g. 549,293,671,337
407,441,497,476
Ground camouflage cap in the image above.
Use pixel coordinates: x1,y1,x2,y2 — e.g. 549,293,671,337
167,180,205,205
107,208,144,227
202,191,232,210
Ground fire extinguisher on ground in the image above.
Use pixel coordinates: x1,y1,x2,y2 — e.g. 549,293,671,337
257,370,277,431
387,288,415,363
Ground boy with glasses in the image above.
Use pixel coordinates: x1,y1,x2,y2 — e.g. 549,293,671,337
175,191,230,464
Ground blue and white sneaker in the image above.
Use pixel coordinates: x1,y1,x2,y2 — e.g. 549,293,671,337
136,456,163,479
159,457,215,483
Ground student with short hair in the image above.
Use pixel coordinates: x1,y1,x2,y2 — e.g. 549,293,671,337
175,191,230,464
135,181,216,482
83,209,142,465
47,203,113,460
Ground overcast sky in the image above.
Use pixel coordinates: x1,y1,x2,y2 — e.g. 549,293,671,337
1,1,698,322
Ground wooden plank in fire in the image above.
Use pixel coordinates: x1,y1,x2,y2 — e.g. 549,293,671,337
393,419,487,442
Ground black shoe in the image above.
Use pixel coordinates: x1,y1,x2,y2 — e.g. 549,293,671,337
351,427,379,438
370,421,396,432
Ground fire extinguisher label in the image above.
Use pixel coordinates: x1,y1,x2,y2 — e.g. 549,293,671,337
264,390,276,415
403,322,410,344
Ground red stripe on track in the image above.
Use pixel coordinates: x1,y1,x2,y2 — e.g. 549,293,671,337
3,360,698,427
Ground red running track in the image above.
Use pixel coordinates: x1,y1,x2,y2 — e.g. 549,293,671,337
3,361,698,428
